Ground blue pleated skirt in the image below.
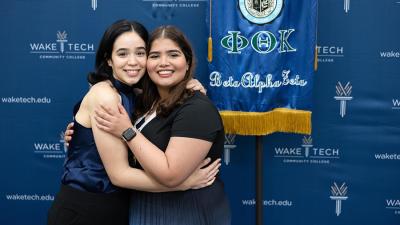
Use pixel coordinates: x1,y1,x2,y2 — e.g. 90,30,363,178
129,179,231,225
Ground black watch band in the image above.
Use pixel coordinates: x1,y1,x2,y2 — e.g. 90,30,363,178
121,127,136,142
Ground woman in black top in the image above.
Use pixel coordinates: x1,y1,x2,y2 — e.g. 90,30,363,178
94,25,231,225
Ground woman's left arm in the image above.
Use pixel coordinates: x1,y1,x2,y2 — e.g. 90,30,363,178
127,133,211,187
95,102,217,187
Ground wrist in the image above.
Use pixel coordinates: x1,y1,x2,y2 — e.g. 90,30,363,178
121,127,137,142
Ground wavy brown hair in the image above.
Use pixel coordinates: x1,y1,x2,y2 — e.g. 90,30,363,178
135,26,196,118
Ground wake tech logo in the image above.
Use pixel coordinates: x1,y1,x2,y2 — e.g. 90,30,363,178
334,82,353,118
386,199,400,215
29,31,95,60
274,136,340,164
317,45,345,63
224,134,237,165
33,132,67,159
330,182,348,216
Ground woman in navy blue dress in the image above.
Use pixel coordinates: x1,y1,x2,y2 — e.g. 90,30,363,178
95,26,231,225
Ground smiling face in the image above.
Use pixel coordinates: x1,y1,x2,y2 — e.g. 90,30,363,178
146,37,189,97
107,31,147,86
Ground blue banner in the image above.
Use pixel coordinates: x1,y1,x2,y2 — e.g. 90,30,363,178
207,0,317,135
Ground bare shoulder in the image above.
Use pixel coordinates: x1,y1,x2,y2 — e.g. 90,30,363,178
74,81,119,127
87,81,120,106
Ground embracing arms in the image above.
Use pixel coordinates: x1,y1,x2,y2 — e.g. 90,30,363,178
94,99,220,188
69,83,218,192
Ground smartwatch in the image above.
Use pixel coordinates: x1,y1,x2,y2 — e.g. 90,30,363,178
121,127,137,142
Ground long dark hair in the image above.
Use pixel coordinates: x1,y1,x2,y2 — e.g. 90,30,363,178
135,26,196,117
87,19,149,85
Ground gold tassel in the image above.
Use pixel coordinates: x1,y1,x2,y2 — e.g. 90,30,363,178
208,0,213,62
314,46,318,71
220,108,312,135
208,37,213,62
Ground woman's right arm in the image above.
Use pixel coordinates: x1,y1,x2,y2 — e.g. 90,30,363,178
93,123,218,192
64,119,219,191
67,86,218,192
87,88,180,192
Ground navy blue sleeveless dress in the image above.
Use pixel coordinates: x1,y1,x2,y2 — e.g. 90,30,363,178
62,79,135,193
48,79,135,225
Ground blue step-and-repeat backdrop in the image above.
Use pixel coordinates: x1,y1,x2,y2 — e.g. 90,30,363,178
0,1,399,225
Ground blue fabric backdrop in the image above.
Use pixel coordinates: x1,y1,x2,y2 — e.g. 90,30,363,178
0,1,399,225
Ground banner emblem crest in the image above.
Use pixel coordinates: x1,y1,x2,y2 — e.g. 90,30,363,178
239,0,283,24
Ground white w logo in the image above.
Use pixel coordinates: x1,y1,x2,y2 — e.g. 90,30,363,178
302,136,312,145
392,99,400,108
336,82,352,97
331,182,347,197
224,134,236,145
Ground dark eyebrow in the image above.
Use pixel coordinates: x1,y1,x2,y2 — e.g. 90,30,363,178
148,49,182,55
116,46,146,52
167,49,182,54
115,48,128,52
136,46,146,51
148,50,159,55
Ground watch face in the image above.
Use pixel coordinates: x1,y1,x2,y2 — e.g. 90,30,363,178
122,128,136,141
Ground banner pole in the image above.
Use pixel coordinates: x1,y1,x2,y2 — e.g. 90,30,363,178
256,136,263,225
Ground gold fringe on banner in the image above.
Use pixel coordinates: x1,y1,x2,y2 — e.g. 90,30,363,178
220,108,311,135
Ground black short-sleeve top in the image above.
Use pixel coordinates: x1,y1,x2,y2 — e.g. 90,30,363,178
135,91,224,168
